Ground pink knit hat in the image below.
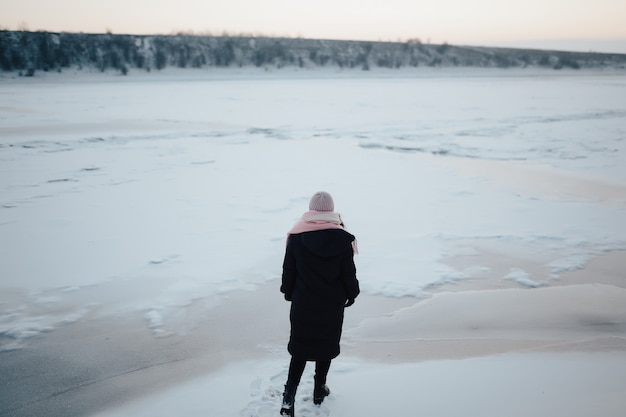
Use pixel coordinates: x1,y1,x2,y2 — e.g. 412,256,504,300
309,191,334,212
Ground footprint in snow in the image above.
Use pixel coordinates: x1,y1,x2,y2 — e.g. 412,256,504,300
240,366,331,417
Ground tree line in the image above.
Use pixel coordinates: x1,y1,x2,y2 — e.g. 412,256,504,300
1,30,625,76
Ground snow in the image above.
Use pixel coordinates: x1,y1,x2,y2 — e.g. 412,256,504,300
504,268,548,287
1,67,626,416
93,352,626,417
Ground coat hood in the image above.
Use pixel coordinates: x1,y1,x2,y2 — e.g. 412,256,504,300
299,229,355,258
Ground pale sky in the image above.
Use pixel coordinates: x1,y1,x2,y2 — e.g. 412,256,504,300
2,0,626,53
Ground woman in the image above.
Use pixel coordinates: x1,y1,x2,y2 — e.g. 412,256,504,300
280,191,360,416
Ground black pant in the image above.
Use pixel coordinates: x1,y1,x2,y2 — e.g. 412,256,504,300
287,357,331,387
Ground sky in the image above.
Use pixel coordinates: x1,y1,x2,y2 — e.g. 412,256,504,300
1,0,626,53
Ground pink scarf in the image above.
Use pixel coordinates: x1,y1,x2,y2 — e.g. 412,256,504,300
287,210,358,254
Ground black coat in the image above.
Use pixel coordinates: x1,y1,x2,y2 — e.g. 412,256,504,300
281,229,360,360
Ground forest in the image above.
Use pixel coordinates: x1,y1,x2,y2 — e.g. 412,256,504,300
2,30,626,76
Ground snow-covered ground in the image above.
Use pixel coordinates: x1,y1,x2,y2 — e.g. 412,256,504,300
92,352,626,417
1,67,625,416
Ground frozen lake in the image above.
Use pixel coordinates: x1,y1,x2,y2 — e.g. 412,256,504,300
1,67,626,417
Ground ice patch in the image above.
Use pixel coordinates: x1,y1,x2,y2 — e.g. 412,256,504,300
0,315,53,351
145,309,168,337
504,268,548,288
548,252,593,273
0,300,93,351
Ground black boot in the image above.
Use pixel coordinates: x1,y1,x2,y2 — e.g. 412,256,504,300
313,377,330,405
280,383,297,416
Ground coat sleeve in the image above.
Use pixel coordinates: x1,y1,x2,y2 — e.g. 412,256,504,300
280,235,297,301
341,245,360,300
